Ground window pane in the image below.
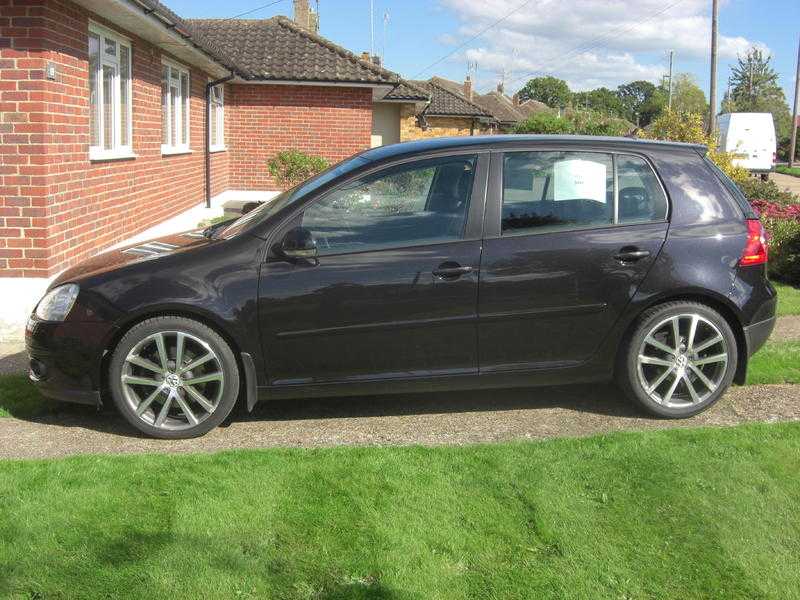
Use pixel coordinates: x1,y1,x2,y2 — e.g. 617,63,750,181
180,72,189,146
210,96,217,145
119,44,130,147
104,37,116,57
502,151,613,235
88,33,100,147
617,155,668,223
171,83,179,146
302,155,476,255
102,64,115,150
161,65,169,145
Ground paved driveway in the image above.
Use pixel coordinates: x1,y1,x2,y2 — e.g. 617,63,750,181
772,171,800,196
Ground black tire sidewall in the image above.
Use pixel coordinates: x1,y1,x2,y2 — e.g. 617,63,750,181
109,316,240,439
620,302,738,418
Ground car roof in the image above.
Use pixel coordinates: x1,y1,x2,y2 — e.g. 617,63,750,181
360,135,707,163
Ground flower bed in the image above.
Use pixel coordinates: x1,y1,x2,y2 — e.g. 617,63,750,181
750,199,800,285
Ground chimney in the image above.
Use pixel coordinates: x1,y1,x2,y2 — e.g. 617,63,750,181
496,81,504,95
512,92,520,106
361,51,370,61
360,52,381,66
293,0,319,33
463,75,473,102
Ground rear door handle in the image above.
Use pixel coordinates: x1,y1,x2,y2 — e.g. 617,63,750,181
614,249,651,262
433,265,474,278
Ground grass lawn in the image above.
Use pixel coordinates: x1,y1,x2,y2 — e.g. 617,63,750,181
1,422,800,599
775,282,800,316
776,165,800,178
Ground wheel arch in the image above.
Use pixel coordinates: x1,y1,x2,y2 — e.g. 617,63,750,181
99,306,248,404
615,290,748,385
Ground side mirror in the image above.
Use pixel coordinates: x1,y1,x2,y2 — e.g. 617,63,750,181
278,226,317,260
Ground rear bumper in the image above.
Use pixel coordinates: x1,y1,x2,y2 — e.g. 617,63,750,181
743,316,776,357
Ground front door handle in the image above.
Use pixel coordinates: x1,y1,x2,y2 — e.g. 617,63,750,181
433,264,474,279
614,249,651,262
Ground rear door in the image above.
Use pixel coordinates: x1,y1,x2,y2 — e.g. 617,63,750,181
478,148,669,372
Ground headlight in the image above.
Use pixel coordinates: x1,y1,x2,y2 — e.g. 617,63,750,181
35,284,79,321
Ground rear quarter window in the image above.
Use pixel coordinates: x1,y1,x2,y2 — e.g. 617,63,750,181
702,155,756,219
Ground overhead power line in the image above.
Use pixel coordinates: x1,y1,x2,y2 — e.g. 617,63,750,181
480,0,685,92
221,0,289,21
410,0,542,80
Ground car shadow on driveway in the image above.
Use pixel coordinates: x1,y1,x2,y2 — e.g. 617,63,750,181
3,378,646,440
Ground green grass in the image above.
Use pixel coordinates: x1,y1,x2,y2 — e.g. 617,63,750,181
776,165,800,178
2,423,800,598
775,282,800,316
0,374,53,418
746,341,800,384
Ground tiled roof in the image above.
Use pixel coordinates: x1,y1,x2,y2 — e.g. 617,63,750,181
409,80,493,118
429,77,551,124
187,16,400,84
383,80,430,101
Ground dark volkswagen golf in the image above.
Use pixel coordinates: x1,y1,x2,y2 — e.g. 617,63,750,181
26,135,777,438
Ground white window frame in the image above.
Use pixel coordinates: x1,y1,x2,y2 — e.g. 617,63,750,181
161,59,192,155
208,83,225,152
88,22,134,161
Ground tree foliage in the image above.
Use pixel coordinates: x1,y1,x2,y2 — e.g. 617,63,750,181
616,80,666,126
518,76,572,108
514,110,632,137
571,87,624,117
670,73,707,115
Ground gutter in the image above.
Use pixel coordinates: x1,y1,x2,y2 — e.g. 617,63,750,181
205,73,235,208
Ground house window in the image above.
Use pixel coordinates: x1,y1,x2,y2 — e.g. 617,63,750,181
209,84,225,151
88,24,133,160
161,61,191,154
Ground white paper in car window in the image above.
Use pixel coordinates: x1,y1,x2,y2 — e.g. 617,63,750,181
553,159,606,203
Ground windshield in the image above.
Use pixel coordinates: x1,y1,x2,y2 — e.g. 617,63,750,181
216,153,373,239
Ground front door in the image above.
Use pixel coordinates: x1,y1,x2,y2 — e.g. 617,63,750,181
478,150,669,372
258,153,487,385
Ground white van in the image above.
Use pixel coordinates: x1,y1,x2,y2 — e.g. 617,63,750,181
717,113,776,178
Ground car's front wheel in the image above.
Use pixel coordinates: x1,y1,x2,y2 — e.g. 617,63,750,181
618,301,738,418
109,316,240,439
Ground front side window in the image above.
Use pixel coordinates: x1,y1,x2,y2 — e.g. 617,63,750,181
209,84,224,150
300,155,477,255
88,24,132,159
162,61,190,153
502,151,667,235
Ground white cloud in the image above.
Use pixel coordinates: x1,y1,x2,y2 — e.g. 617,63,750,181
438,0,768,92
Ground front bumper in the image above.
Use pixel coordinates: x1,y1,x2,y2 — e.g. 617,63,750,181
743,316,776,358
25,317,113,407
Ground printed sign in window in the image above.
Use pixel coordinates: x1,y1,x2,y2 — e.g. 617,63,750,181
553,159,606,203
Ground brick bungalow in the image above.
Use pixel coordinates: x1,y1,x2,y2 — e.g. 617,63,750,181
0,0,446,336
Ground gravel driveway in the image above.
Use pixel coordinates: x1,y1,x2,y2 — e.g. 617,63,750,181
1,383,799,460
1,317,798,461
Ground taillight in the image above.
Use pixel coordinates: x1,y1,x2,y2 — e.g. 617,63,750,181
739,219,768,266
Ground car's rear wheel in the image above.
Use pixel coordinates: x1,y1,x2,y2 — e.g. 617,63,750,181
109,316,240,439
618,301,738,418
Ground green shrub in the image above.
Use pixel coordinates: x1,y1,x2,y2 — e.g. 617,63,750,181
738,177,798,203
514,112,575,134
268,150,329,188
764,217,800,284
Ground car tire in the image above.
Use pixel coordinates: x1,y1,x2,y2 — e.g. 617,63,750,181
617,301,738,418
109,316,240,439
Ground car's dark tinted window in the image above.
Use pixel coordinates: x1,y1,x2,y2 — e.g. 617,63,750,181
703,155,756,218
301,155,476,255
503,152,613,234
502,151,667,234
617,155,668,223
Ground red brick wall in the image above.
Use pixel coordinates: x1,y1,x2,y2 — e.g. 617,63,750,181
0,0,229,277
228,84,372,190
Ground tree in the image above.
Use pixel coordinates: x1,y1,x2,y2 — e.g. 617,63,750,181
571,87,625,117
518,76,571,109
670,73,708,115
616,80,666,126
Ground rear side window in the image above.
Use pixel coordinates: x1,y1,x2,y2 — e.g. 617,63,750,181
502,151,667,235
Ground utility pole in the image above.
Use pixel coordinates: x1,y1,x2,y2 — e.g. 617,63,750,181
708,0,719,134
667,50,674,110
789,34,800,168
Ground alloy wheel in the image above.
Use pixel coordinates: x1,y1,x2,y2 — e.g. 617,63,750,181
636,313,729,408
120,331,225,431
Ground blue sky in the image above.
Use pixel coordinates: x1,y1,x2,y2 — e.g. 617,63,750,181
168,0,798,107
